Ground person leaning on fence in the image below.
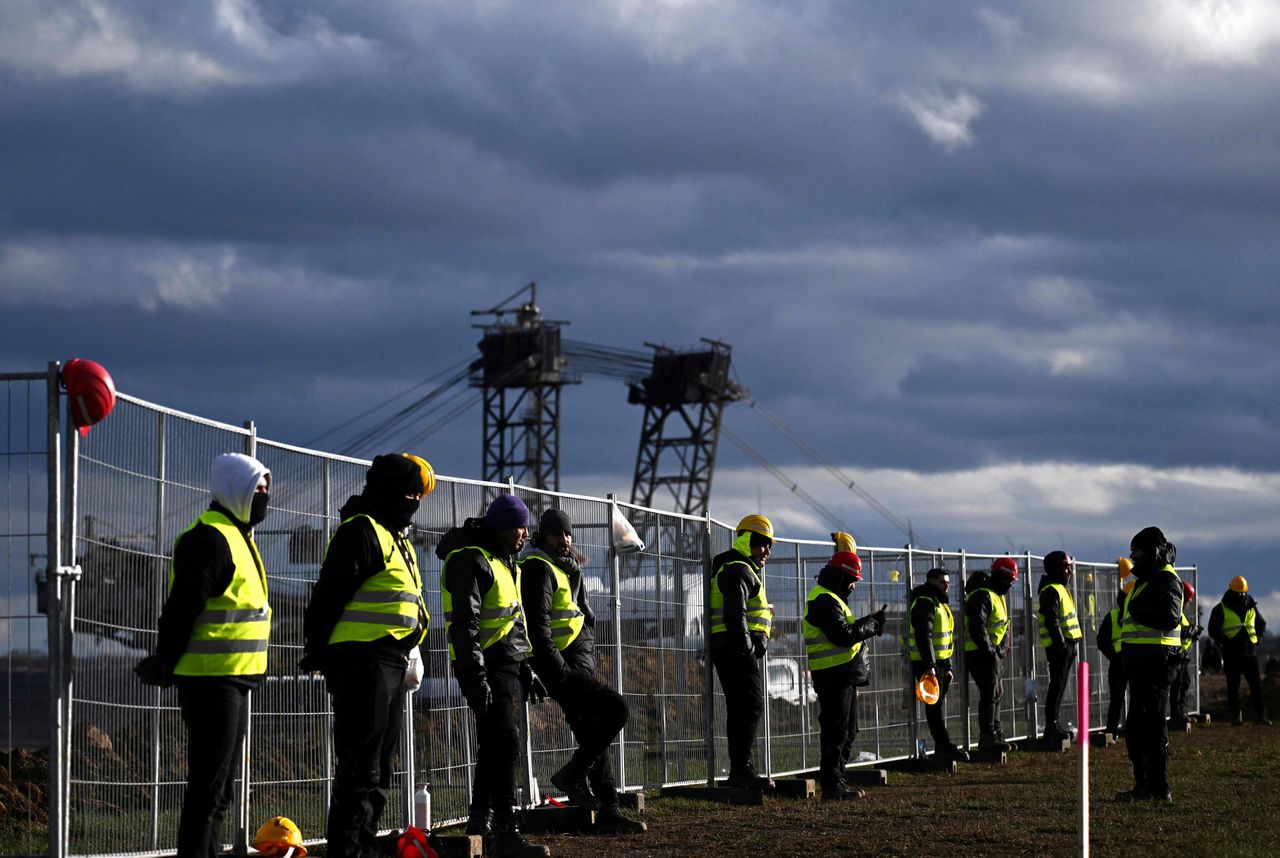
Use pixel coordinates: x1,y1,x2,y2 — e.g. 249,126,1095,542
906,567,969,762
1037,550,1082,743
1208,575,1271,726
300,453,435,858
803,544,885,800
965,557,1018,752
1168,580,1202,730
709,514,777,788
438,493,550,858
1096,557,1135,736
519,508,646,834
139,452,271,858
1115,526,1183,803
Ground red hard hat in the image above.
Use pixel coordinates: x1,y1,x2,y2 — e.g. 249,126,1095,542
396,826,438,858
990,557,1019,580
830,551,862,581
1182,580,1195,602
61,359,116,435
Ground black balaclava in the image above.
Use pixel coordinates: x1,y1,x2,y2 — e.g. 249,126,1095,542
1130,526,1175,573
363,454,427,531
1043,551,1072,584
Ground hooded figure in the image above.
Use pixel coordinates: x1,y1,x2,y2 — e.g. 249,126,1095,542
1038,551,1082,742
148,453,271,858
302,453,435,858
1115,526,1184,803
803,549,885,799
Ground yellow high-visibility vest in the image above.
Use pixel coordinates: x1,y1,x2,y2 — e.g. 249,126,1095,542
1038,583,1082,646
442,544,525,659
963,587,1008,652
803,584,863,671
327,515,428,646
1120,566,1182,647
905,594,953,661
520,553,586,651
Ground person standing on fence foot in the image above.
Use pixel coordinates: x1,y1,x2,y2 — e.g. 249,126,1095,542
965,557,1018,752
439,494,551,858
1097,558,1135,736
1115,526,1183,803
1208,576,1270,726
907,567,967,762
709,514,777,788
1038,550,1082,743
520,508,646,833
803,546,885,800
154,453,271,858
1168,580,1201,729
301,454,435,858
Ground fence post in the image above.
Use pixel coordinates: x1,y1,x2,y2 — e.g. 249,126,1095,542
702,513,716,786
607,495,627,791
868,550,882,761
235,421,256,856
905,546,919,758
45,361,68,858
795,542,809,773
1024,551,1038,740
150,411,168,851
959,550,970,751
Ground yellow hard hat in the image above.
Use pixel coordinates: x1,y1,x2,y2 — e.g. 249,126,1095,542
1117,557,1133,577
401,454,436,497
253,817,306,858
1230,575,1248,593
832,531,857,554
916,674,940,706
736,514,774,542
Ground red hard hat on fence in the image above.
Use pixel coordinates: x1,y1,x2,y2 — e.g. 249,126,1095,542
1182,580,1195,602
61,358,116,435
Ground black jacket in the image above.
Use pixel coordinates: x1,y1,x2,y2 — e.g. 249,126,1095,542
1037,570,1076,650
436,519,531,695
1208,590,1267,657
1121,563,1183,668
519,546,597,682
805,565,882,685
302,494,425,672
908,581,952,672
709,547,768,658
964,572,1010,659
1097,604,1122,661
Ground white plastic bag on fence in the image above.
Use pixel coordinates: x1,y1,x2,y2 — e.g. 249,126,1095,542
404,646,424,692
610,506,645,554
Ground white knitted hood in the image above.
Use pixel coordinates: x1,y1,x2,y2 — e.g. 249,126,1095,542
210,453,270,524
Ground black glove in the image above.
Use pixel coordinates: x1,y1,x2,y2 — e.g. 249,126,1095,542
751,634,768,658
528,675,548,705
464,680,492,717
298,651,323,673
872,606,887,636
134,655,173,688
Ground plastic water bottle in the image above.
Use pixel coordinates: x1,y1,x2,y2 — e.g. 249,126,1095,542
414,784,431,830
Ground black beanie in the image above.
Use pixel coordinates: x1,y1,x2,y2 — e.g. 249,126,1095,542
1130,526,1166,551
539,508,572,536
365,454,426,498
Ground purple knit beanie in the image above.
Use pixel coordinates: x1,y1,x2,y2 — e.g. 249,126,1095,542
484,494,530,529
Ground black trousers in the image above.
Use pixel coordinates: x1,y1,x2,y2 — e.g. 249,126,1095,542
711,646,764,772
1123,646,1179,796
326,660,408,858
177,680,249,858
966,652,1003,736
1044,642,1078,732
1224,653,1264,719
1169,654,1193,720
1105,658,1128,733
912,664,953,748
812,670,858,786
548,668,629,806
469,663,525,826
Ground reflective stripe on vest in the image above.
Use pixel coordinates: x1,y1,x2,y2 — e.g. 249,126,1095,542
1038,582,1082,646
521,554,586,650
170,510,271,677
1106,607,1123,656
963,587,1008,651
1220,605,1258,644
1180,614,1193,652
1120,566,1182,646
328,515,428,646
803,585,863,671
709,543,774,638
904,595,953,661
442,544,527,659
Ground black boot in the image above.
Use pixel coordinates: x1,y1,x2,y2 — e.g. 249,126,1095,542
594,804,646,834
551,761,601,810
485,818,550,858
821,779,864,801
464,804,491,836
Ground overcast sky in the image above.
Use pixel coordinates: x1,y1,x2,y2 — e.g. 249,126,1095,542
2,0,1278,614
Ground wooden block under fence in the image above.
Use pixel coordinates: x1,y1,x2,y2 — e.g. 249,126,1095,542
843,768,888,787
520,806,595,834
615,791,645,812
883,757,957,775
968,749,1007,765
660,784,764,806
1090,732,1117,748
433,834,482,858
767,778,816,799
1193,713,1212,725
1037,736,1071,752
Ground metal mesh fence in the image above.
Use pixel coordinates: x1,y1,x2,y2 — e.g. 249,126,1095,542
3,383,1201,856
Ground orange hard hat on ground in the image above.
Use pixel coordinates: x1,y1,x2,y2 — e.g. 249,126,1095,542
61,358,116,435
916,674,940,705
253,817,306,857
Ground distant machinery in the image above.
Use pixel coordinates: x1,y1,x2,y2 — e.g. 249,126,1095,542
627,341,746,516
470,283,579,491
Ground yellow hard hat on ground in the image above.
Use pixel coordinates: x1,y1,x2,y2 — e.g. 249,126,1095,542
1230,575,1248,593
253,817,307,858
916,674,940,705
736,514,774,542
